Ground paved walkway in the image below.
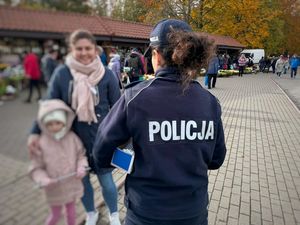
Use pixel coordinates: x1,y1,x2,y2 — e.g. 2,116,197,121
0,72,300,225
204,73,300,225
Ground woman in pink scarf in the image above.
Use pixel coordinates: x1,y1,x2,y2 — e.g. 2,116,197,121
27,30,121,225
238,54,248,77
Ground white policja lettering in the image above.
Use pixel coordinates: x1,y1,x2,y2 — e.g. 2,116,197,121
148,120,214,142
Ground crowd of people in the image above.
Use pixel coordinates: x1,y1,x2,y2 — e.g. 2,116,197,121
21,44,154,104
258,54,300,78
200,51,299,95
21,39,300,104
26,19,227,225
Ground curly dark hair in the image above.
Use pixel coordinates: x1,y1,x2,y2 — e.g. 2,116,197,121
154,30,215,89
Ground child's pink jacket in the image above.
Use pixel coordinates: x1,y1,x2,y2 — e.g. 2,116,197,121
29,99,88,205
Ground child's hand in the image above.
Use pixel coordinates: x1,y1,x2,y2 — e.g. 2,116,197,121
40,178,57,188
27,134,41,158
76,167,86,179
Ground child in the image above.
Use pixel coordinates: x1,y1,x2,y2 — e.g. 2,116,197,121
29,99,88,225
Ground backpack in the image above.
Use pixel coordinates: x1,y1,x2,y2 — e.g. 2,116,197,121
128,56,140,78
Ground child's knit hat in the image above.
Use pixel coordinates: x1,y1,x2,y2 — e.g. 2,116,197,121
43,109,67,125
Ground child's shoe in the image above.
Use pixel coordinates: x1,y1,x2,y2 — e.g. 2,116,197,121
109,212,121,225
85,211,99,225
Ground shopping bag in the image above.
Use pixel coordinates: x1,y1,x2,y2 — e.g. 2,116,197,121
204,75,209,86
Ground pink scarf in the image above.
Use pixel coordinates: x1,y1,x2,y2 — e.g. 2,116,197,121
65,54,105,124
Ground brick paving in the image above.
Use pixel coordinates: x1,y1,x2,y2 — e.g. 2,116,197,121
205,73,300,225
0,73,300,225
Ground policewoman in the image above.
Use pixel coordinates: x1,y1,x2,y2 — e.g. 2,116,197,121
93,19,227,225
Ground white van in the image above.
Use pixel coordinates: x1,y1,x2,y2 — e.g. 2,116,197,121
241,49,265,64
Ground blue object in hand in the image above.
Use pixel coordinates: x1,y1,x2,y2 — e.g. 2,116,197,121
111,148,135,174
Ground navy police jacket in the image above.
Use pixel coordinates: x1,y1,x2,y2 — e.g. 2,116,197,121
30,65,121,171
93,67,226,220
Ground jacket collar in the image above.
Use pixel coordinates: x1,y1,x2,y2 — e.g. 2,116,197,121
155,67,181,80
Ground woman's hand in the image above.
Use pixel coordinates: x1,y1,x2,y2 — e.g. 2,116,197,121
27,134,41,158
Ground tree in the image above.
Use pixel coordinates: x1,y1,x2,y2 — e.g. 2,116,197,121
1,0,13,6
202,0,278,48
263,18,285,55
90,0,108,16
17,0,41,9
18,0,91,13
112,0,149,22
111,0,207,25
41,0,91,13
279,0,300,54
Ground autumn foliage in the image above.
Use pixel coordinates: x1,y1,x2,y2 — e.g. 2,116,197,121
111,0,300,55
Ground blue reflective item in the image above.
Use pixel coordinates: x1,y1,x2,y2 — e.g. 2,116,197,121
111,148,135,174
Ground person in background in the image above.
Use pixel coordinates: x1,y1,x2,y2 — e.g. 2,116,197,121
271,56,278,74
29,99,88,225
259,57,265,72
44,49,59,84
207,53,220,89
98,46,108,66
133,48,146,73
27,29,121,225
218,54,224,70
108,53,122,89
238,54,248,77
290,54,299,78
125,49,145,82
93,19,226,225
263,56,271,73
226,54,231,70
283,55,289,74
41,50,51,81
275,55,285,77
23,50,42,103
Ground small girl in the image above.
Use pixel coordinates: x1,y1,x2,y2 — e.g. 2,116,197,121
29,99,88,225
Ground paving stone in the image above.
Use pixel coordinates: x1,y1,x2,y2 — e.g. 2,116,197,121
230,193,241,206
261,207,273,222
273,216,285,225
216,207,228,223
240,201,250,216
283,212,297,225
251,211,262,225
227,217,238,225
208,211,217,225
208,199,219,213
239,214,250,225
271,204,283,218
229,205,239,219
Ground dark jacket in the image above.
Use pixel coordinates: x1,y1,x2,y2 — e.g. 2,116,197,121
30,64,121,171
45,57,58,82
207,56,220,74
93,67,226,220
125,53,145,77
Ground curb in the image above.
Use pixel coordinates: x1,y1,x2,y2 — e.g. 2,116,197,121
271,77,300,114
